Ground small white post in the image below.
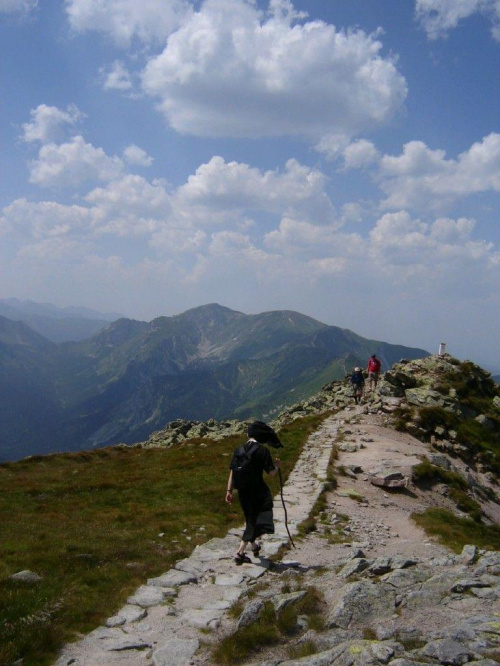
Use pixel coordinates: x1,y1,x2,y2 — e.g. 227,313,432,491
438,342,446,356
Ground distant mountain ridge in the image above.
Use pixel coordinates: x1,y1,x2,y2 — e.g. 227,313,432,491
0,303,429,461
0,298,122,342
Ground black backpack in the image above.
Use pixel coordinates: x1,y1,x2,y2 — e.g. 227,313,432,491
231,441,260,490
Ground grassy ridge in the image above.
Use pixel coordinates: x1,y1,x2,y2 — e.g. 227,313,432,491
0,413,328,666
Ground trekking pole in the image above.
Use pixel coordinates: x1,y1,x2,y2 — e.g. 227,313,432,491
278,468,296,549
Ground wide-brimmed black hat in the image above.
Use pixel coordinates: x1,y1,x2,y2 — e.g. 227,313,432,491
247,420,283,448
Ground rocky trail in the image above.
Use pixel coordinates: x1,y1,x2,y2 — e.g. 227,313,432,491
55,403,500,666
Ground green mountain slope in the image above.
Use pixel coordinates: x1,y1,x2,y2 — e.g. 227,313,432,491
0,304,429,460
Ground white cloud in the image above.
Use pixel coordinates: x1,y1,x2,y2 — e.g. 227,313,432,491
101,60,133,91
368,211,496,275
22,104,84,144
29,135,124,188
85,174,170,236
416,0,500,41
0,0,37,14
342,139,380,170
141,0,407,139
65,0,192,46
175,156,338,228
3,153,498,324
315,133,351,161
378,133,500,210
1,198,95,240
264,216,364,259
123,144,154,167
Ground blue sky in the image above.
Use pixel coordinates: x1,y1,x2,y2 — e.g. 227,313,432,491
1,0,499,370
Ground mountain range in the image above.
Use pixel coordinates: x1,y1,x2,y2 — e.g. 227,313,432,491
0,298,121,343
0,303,429,461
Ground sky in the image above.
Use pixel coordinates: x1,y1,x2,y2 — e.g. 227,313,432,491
1,0,499,371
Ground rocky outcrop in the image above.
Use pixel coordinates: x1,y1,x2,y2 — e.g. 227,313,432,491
141,418,249,448
375,355,500,472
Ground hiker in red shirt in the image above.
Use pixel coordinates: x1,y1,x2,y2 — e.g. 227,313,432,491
367,354,381,391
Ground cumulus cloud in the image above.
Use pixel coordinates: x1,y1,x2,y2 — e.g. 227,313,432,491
65,0,192,45
342,139,380,170
368,211,496,276
85,174,170,235
416,0,500,41
377,133,500,210
123,144,154,167
22,104,84,144
264,216,364,260
3,150,498,318
1,198,95,240
175,156,336,226
29,136,124,188
141,0,407,139
100,60,133,91
148,156,342,253
314,133,352,161
0,0,37,14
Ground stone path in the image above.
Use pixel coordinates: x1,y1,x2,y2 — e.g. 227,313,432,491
54,412,343,666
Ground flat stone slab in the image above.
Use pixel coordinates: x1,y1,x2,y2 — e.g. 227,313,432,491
239,563,268,579
105,604,147,627
106,636,151,652
127,585,166,608
153,638,200,666
204,599,233,610
223,586,245,602
174,557,206,576
182,608,223,629
148,570,197,587
191,545,228,562
215,573,244,586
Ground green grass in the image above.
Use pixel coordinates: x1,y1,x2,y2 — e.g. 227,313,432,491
287,640,319,660
412,508,500,552
411,458,467,490
212,586,325,665
0,412,328,666
448,488,483,521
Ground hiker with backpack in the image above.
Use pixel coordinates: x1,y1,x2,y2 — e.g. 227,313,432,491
367,354,381,391
350,367,365,405
226,421,282,565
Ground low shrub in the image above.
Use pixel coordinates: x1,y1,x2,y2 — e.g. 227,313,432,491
448,488,482,522
412,459,467,490
417,406,457,433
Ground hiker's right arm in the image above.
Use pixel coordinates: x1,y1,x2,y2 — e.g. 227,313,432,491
268,458,281,477
225,470,234,503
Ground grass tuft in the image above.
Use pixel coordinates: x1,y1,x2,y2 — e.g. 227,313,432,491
411,459,467,490
212,587,325,665
412,508,500,552
287,640,319,659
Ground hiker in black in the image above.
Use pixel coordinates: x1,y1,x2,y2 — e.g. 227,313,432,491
226,421,282,565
